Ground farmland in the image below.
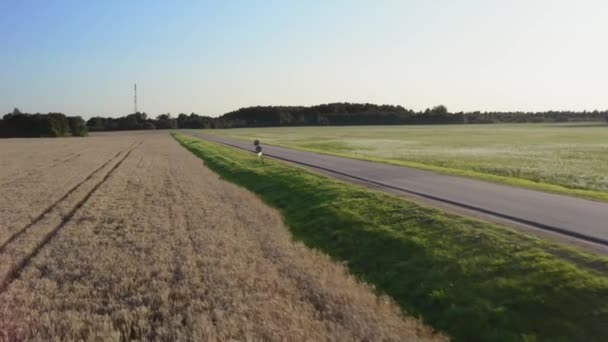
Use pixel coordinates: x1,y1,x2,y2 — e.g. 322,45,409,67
2,130,607,341
0,132,440,341
175,132,608,341
203,122,608,200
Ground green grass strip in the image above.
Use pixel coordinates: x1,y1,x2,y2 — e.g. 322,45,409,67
173,132,608,342
202,131,608,202
287,145,608,203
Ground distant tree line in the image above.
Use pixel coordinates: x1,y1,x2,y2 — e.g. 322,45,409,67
217,104,608,127
86,112,218,131
458,110,608,124
87,112,158,131
86,103,607,131
0,108,87,138
3,104,607,136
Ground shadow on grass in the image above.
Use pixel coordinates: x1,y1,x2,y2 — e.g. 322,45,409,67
175,133,608,342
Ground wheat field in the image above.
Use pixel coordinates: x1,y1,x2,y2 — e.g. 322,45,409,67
0,132,442,341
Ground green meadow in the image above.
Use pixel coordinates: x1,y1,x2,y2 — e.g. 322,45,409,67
203,122,608,201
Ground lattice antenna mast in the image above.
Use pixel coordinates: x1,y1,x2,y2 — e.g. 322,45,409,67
134,83,138,113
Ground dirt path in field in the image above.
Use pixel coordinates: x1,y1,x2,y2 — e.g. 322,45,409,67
0,132,442,341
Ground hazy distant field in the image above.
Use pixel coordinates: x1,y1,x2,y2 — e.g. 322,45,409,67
205,122,608,196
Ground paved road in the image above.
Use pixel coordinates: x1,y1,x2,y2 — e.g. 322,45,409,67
185,131,608,247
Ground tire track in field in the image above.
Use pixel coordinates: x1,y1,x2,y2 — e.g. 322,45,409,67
50,152,82,167
0,140,141,250
0,140,143,294
0,151,123,252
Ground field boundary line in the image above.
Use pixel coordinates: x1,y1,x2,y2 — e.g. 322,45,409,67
188,133,608,247
0,140,142,293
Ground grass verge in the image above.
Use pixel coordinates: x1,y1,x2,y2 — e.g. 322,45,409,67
202,130,608,202
174,132,608,342
290,145,608,203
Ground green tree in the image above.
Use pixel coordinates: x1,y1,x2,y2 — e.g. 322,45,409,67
431,105,448,115
68,116,88,136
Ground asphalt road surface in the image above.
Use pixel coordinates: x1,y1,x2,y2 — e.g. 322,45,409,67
184,131,608,247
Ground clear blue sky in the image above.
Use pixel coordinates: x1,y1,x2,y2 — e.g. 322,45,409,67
1,0,606,118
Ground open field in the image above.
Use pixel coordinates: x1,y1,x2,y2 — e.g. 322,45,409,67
0,132,440,341
0,136,141,247
176,132,608,342
202,123,608,200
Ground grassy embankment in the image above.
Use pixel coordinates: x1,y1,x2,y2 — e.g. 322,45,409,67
174,132,608,342
202,123,608,202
